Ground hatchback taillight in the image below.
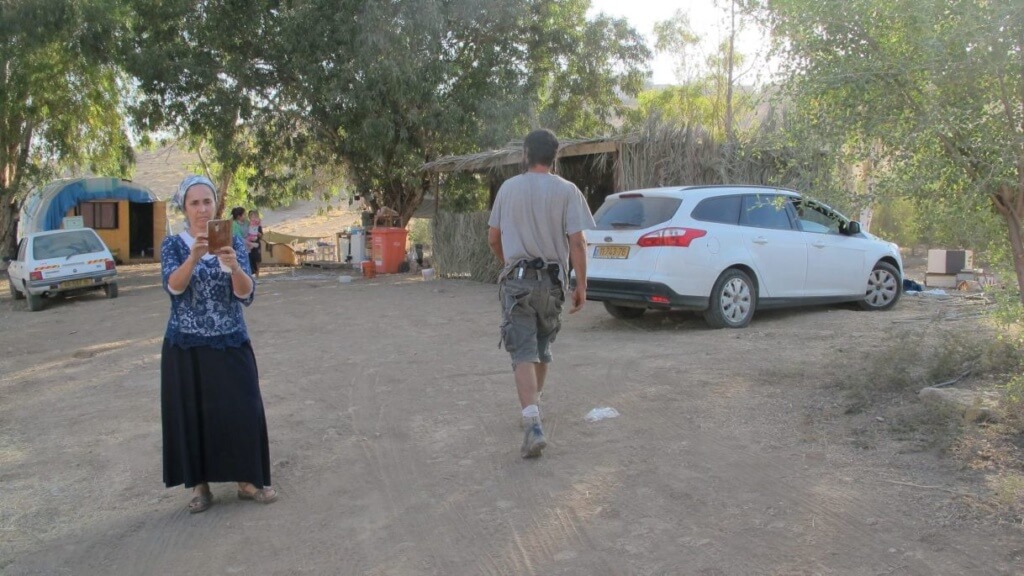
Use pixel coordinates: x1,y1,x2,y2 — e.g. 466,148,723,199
29,271,43,281
104,259,115,270
637,228,707,248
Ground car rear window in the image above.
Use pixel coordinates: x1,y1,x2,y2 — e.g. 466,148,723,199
592,196,683,230
691,195,741,224
32,231,107,260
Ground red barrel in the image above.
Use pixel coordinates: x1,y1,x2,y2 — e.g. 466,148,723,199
370,227,409,274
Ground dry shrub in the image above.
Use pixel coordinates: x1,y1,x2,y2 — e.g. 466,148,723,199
842,328,1020,413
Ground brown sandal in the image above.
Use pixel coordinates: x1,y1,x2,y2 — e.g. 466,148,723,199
188,493,213,514
237,487,278,504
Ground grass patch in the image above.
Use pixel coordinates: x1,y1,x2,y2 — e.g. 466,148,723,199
841,327,1023,414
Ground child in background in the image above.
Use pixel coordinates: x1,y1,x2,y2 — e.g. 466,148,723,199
246,211,262,250
247,210,263,278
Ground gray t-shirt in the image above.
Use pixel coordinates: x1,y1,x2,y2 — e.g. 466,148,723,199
487,171,596,279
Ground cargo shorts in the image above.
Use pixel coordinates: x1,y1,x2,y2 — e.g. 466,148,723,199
498,273,565,367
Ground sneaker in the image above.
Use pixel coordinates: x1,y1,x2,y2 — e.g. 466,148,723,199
520,416,547,458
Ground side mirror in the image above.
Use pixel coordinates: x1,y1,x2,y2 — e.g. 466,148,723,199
844,221,861,235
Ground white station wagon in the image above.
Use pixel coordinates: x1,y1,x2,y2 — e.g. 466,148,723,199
585,185,903,328
6,228,118,311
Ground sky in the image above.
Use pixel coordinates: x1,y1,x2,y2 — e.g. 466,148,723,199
587,0,773,85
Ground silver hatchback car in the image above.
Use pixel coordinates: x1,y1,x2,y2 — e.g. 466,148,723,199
6,228,119,311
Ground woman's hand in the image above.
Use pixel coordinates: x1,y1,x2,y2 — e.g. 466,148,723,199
215,247,242,273
190,233,210,262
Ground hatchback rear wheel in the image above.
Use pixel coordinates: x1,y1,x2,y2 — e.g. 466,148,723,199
859,261,901,311
704,269,756,329
104,282,119,299
603,302,645,319
8,275,24,299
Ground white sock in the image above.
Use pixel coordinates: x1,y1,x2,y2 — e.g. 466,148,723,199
522,404,539,419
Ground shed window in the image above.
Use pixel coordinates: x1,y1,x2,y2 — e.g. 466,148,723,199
79,202,118,229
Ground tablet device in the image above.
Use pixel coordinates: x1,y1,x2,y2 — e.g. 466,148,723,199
206,219,233,252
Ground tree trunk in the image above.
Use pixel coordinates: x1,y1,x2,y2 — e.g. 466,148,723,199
993,185,1024,306
0,198,19,263
724,0,736,144
215,170,234,219
398,181,425,227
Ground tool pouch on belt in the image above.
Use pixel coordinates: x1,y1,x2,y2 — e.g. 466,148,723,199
546,262,561,287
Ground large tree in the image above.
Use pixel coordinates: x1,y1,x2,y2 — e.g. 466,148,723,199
124,0,328,216
124,0,648,225
0,0,132,259
753,0,1024,303
275,0,649,224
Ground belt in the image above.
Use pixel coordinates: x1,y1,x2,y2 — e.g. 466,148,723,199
509,258,560,282
510,266,546,280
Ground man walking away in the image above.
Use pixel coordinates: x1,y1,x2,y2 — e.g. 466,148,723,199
487,129,595,458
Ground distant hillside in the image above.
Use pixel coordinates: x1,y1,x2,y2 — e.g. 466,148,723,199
132,143,359,238
132,144,199,200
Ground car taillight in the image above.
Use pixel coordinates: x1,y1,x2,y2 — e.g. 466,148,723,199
637,227,707,248
104,259,115,270
30,271,43,281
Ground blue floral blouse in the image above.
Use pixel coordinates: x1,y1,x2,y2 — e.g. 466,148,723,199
161,232,255,349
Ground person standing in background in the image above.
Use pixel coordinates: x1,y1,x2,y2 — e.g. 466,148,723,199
230,207,247,240
247,210,263,278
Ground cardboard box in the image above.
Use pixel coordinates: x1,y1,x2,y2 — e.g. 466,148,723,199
927,249,973,274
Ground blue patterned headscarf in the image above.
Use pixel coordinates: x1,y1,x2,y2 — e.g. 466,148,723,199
172,175,218,212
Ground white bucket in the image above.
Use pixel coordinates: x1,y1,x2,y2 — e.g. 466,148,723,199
421,268,435,281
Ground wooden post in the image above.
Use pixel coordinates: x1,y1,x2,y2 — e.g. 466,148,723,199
433,173,440,219
614,141,624,193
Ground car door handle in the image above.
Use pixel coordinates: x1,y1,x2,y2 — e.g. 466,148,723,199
811,241,826,248
752,237,768,245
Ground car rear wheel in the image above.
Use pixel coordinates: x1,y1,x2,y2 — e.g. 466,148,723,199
8,275,24,299
859,261,901,311
603,302,646,319
104,282,119,299
27,291,44,311
704,269,756,329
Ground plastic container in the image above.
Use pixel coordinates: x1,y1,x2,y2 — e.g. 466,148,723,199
421,268,435,281
370,227,409,274
347,227,366,263
360,260,376,279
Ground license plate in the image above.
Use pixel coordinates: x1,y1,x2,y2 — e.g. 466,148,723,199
594,245,630,259
61,278,94,290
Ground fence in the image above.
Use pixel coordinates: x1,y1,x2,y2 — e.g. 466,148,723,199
432,210,500,283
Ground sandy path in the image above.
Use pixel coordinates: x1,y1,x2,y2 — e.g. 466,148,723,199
0,265,1019,575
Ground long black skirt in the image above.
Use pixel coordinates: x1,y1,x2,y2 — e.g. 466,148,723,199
161,339,271,488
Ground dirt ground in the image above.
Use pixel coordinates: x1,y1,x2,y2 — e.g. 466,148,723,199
1,263,1021,576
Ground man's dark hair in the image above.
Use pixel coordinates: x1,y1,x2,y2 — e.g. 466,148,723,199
524,129,559,168
230,207,245,219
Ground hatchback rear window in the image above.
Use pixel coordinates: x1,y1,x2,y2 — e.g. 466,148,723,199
592,196,683,230
32,231,107,260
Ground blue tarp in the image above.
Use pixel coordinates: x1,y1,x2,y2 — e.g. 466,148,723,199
21,178,158,234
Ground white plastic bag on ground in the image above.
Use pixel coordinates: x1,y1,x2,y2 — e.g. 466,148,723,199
585,407,620,422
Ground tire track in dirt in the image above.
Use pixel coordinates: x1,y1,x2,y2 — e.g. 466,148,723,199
531,328,997,575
